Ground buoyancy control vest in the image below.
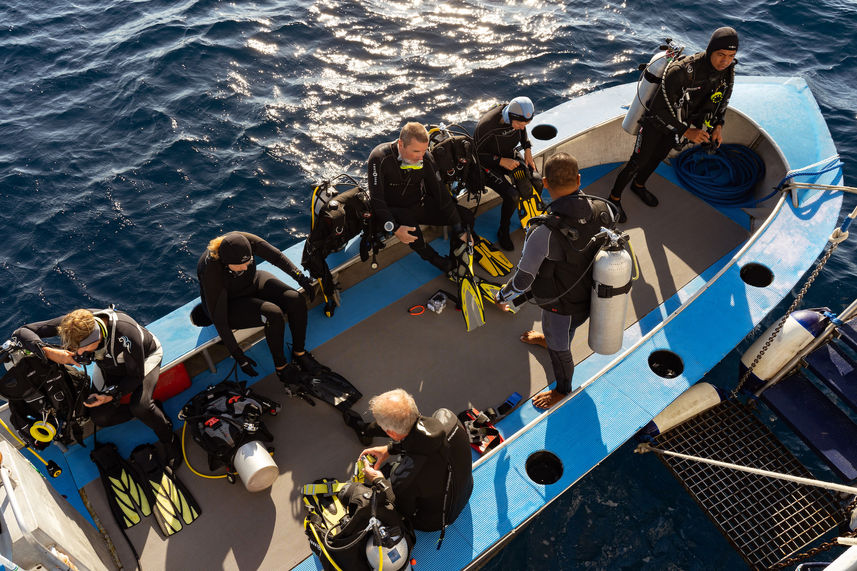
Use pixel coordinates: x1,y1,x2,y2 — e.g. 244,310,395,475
303,479,415,571
388,408,473,535
0,342,89,447
301,174,383,316
529,194,612,315
179,380,280,474
427,125,484,200
650,50,735,135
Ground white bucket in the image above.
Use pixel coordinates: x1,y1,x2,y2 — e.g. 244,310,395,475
233,440,278,492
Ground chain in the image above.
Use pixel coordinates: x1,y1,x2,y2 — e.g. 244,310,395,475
731,243,839,398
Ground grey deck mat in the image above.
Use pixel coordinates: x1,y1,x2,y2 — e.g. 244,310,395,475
85,168,749,570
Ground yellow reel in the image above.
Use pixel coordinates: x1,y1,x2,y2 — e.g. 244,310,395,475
30,420,57,443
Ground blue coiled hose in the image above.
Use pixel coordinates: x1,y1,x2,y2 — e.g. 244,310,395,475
674,143,766,207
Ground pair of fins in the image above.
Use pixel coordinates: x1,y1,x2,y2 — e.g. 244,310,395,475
471,232,513,277
90,442,200,538
279,364,362,411
511,166,545,228
452,239,486,332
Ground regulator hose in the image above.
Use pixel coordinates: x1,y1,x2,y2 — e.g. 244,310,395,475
674,143,765,207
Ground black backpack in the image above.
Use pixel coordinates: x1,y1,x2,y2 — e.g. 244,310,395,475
428,124,484,202
301,174,383,317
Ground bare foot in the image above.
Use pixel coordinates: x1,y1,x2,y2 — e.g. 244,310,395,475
520,330,546,348
532,389,565,409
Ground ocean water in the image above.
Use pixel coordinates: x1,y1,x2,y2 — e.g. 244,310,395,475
1,0,856,568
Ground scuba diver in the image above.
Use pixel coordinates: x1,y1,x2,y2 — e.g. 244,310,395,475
355,389,473,539
194,231,325,381
367,122,474,273
495,153,613,409
13,308,178,459
609,27,739,222
474,95,538,251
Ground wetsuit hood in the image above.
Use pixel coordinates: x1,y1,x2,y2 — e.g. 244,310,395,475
706,27,739,59
218,233,253,265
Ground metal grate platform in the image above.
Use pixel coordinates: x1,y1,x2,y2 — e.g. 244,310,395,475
653,400,842,570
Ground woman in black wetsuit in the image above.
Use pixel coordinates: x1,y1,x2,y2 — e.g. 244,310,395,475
195,231,326,380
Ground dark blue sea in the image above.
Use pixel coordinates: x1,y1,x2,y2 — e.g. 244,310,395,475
2,1,856,568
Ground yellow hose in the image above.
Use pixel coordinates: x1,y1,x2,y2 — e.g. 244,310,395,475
181,422,227,480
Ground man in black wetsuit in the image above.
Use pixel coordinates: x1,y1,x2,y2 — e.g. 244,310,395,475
195,231,323,382
367,122,474,273
359,388,473,535
609,27,739,222
14,308,178,457
474,96,537,250
496,153,612,409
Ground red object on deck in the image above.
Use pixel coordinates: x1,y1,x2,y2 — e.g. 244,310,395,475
119,363,191,404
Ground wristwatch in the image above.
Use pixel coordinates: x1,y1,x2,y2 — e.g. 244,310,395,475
383,220,395,232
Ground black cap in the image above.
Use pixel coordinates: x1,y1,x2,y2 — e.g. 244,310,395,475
218,233,253,265
707,27,739,57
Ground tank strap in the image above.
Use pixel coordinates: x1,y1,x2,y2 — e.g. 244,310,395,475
594,279,633,298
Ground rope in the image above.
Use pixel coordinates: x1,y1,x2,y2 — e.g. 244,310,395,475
673,144,766,207
636,442,857,496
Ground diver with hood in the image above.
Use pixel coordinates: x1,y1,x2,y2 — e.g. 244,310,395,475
609,27,739,222
474,95,537,250
194,231,325,381
14,308,178,460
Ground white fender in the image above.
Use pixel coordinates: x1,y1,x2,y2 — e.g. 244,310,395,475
639,382,724,439
740,309,829,383
588,245,633,354
622,51,669,135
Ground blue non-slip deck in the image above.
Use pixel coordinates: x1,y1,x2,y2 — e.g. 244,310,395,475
296,77,845,570
25,76,843,568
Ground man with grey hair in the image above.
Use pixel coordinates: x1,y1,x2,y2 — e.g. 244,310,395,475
358,389,473,535
367,122,474,273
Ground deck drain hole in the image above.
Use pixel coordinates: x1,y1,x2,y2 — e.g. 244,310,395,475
531,124,558,140
740,263,774,287
525,451,563,485
648,350,684,379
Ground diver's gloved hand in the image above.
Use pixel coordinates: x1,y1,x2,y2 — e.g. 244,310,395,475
296,274,316,302
237,355,258,377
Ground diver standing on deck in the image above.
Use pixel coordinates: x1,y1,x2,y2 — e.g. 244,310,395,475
14,308,178,458
474,96,537,250
195,231,326,382
609,27,739,222
368,122,474,273
495,153,612,409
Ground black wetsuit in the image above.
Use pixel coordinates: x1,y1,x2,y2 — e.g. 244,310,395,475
196,231,307,368
474,104,533,230
367,141,472,265
612,50,736,196
374,410,473,531
499,194,609,394
14,309,173,443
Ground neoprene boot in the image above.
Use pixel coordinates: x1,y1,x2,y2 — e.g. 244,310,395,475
343,409,373,446
630,182,659,207
292,350,329,375
496,226,514,251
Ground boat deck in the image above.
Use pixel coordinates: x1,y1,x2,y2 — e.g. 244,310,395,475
77,164,749,570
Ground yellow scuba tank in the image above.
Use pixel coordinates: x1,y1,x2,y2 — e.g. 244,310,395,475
622,40,684,135
588,232,634,355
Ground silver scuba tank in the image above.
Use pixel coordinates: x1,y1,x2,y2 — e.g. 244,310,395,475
364,527,413,571
621,41,683,135
588,232,633,355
